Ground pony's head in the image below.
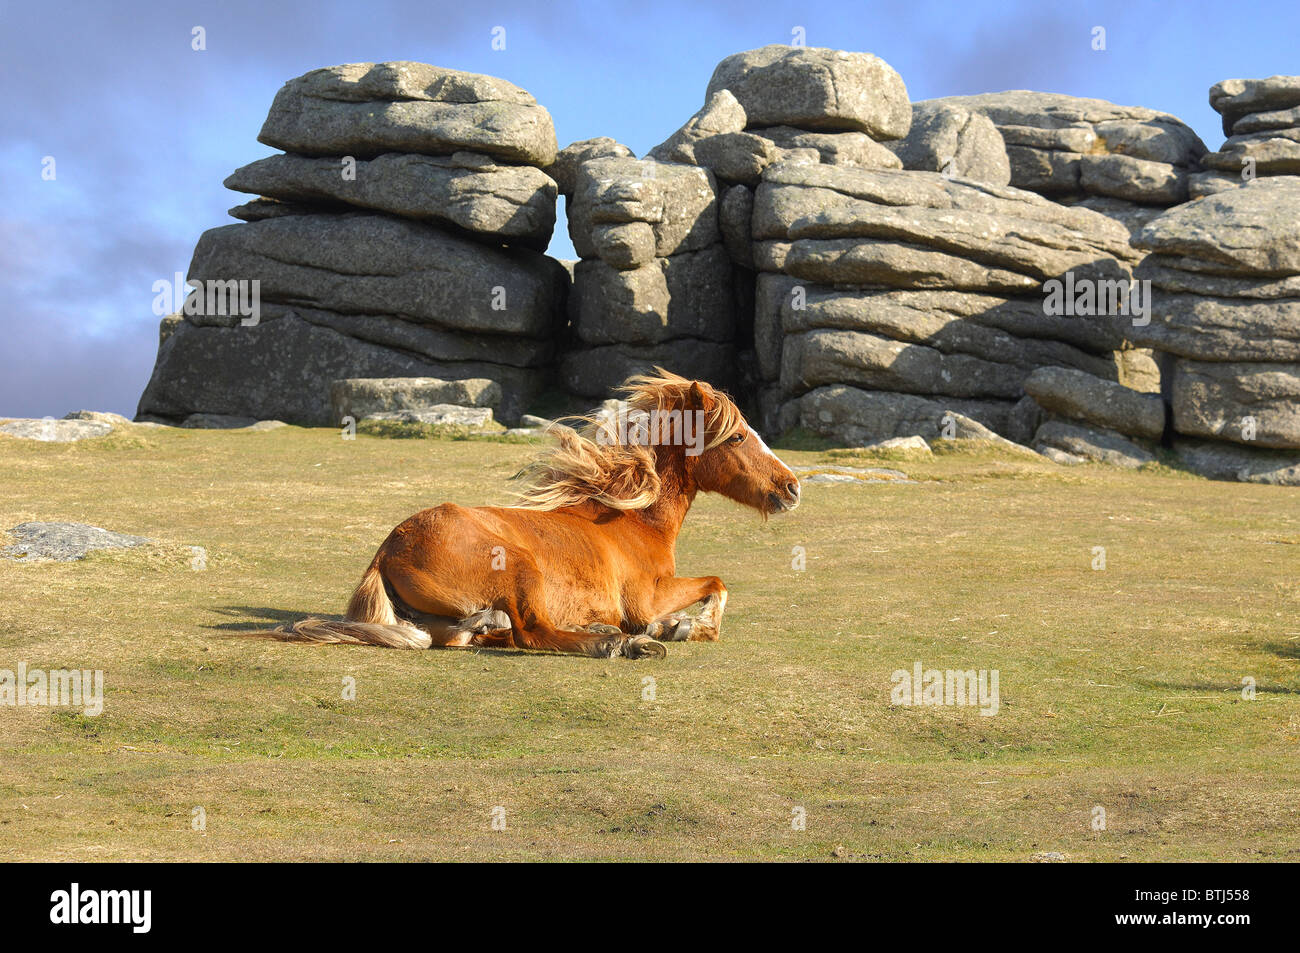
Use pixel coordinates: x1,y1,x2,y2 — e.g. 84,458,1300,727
620,370,800,516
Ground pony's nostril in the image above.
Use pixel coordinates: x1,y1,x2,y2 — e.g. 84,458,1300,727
786,481,800,499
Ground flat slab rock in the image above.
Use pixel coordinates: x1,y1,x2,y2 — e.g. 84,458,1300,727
752,162,1136,294
1172,437,1300,486
1034,419,1155,469
0,418,113,442
258,61,558,166
224,151,558,249
362,405,496,427
1210,75,1300,136
331,377,501,423
1023,366,1165,440
136,311,548,426
858,435,933,455
1134,177,1300,276
792,464,916,485
1,522,150,562
796,384,1019,447
185,212,566,337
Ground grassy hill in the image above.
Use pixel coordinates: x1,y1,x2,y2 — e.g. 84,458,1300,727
1,424,1297,860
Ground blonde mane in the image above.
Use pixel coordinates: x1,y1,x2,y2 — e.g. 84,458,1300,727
511,369,746,512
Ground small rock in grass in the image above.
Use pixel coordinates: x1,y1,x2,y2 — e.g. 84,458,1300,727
861,435,932,455
793,465,916,485
0,522,150,562
0,418,112,442
1039,446,1088,466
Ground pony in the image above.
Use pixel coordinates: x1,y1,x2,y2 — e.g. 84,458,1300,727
250,370,800,659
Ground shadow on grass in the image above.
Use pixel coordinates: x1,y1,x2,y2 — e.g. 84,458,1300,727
1141,678,1300,696
1264,641,1300,661
205,605,612,662
207,605,329,631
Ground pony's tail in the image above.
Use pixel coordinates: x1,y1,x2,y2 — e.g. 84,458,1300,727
242,565,433,650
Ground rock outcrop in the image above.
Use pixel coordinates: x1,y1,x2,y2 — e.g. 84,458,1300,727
138,62,564,426
1128,178,1300,481
922,92,1206,244
129,51,1300,486
1196,75,1300,197
640,45,918,411
929,92,1207,204
560,156,736,396
749,161,1144,443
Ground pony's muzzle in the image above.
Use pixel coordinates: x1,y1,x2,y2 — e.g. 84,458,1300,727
768,480,800,513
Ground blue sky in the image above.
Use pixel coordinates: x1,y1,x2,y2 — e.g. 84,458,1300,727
2,0,1297,417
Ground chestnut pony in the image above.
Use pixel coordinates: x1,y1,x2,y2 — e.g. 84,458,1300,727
254,370,800,659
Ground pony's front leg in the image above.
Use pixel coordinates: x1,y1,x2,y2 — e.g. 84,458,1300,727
495,556,666,659
644,576,728,642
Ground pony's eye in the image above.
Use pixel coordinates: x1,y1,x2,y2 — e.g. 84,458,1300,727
730,432,746,444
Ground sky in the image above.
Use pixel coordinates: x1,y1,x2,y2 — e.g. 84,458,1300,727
2,0,1297,418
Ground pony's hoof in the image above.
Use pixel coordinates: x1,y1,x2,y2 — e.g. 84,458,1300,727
645,617,692,641
623,635,667,660
586,623,623,636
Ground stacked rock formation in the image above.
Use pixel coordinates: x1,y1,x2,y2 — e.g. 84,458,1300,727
554,44,917,400
129,50,1300,487
651,46,911,185
558,154,737,397
1125,179,1300,484
1020,366,1165,468
137,62,566,425
749,160,1150,446
925,92,1207,237
1194,76,1300,198
640,46,916,400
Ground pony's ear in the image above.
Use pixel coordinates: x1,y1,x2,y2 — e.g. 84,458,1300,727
687,381,710,410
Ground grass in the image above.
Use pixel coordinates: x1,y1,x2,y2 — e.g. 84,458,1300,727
0,423,1298,861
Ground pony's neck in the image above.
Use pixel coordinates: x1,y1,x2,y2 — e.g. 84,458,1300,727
635,443,696,541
